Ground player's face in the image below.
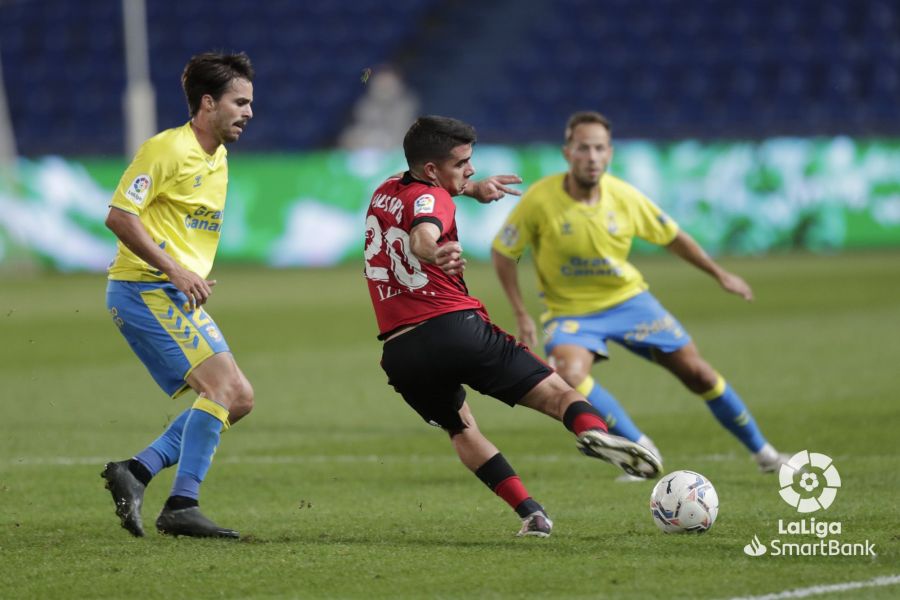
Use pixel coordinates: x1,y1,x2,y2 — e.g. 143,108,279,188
427,143,475,196
211,78,254,144
563,123,613,188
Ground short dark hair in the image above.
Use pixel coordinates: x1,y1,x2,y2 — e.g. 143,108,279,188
565,111,612,143
182,52,254,117
403,116,477,167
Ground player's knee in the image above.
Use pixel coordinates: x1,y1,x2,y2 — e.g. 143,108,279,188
446,407,478,437
445,427,465,438
215,376,254,420
553,360,584,387
681,364,717,394
232,379,254,418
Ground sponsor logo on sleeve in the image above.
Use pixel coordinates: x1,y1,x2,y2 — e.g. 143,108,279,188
125,174,152,205
500,224,519,247
413,194,435,215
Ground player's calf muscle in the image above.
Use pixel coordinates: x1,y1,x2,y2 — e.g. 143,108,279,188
520,374,578,420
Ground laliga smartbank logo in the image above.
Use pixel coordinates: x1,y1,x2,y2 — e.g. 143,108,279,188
779,450,840,512
743,451,876,558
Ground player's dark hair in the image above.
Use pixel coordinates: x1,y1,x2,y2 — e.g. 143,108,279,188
182,52,254,117
403,116,477,167
565,111,612,143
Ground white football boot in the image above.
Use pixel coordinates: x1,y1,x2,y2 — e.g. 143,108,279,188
576,429,662,479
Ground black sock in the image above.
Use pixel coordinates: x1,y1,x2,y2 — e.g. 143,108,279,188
127,459,152,487
164,495,199,511
474,453,516,491
562,400,605,433
514,498,544,519
475,454,545,518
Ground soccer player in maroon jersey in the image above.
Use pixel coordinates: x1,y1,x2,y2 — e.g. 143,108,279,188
364,116,662,537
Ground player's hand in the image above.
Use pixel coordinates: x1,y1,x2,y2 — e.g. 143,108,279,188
434,241,467,276
169,267,217,309
467,174,523,203
718,271,753,301
516,312,538,349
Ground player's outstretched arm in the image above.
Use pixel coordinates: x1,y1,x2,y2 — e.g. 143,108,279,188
492,249,538,348
105,207,216,308
463,174,523,204
665,230,753,301
410,222,466,276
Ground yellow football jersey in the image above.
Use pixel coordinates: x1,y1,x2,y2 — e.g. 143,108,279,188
107,122,228,281
492,173,679,318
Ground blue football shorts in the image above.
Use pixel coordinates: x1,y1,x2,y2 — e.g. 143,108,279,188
543,291,691,361
106,280,230,397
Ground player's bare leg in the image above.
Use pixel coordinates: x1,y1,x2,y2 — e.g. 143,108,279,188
155,353,252,539
449,402,553,537
653,343,789,472
651,342,718,394
551,344,661,477
448,402,500,471
186,353,254,423
519,373,661,478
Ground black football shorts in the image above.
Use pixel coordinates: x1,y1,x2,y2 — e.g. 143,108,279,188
380,310,553,430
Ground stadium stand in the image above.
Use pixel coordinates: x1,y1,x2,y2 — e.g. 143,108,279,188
1,0,898,155
403,0,900,142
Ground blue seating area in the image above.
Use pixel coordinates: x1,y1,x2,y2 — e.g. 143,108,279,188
1,1,125,155
1,0,434,155
1,0,897,155
415,0,900,142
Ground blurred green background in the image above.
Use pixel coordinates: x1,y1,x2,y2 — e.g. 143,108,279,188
2,138,900,274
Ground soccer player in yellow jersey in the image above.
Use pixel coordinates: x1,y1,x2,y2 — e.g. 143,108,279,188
100,52,254,538
492,111,789,475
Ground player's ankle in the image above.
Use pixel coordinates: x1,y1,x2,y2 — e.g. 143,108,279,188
127,459,153,486
164,495,199,511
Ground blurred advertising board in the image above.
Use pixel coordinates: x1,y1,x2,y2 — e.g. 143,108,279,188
1,137,898,271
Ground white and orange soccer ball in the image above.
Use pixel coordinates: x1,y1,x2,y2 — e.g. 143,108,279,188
650,470,719,533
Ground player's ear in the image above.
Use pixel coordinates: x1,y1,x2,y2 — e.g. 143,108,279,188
422,161,439,183
201,94,215,112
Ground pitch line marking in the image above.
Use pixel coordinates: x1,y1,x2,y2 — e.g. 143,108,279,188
725,574,900,600
1,452,890,468
3,452,726,467
8,454,529,466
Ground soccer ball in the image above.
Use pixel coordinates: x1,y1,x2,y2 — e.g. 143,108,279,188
649,470,719,533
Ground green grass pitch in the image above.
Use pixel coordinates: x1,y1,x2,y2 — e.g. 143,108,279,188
1,252,898,599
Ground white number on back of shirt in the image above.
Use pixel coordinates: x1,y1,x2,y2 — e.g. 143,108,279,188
364,215,428,290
